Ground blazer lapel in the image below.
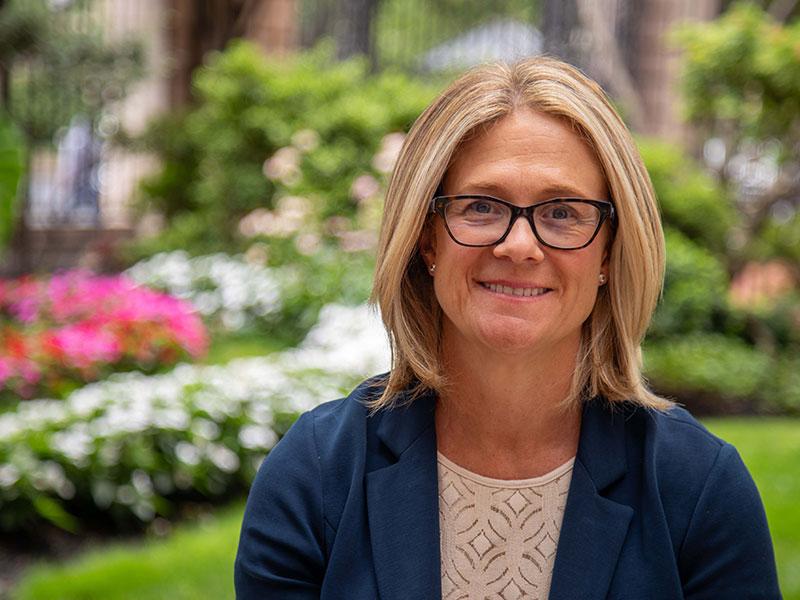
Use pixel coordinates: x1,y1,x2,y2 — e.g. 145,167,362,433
549,400,634,600
366,392,441,600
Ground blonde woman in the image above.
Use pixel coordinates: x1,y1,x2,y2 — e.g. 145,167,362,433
235,58,779,599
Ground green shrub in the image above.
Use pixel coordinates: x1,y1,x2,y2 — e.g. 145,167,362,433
751,212,800,264
649,228,732,339
643,333,776,411
0,113,24,253
639,138,736,255
762,356,800,414
134,41,439,258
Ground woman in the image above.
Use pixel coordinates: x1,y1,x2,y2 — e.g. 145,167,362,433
235,58,780,599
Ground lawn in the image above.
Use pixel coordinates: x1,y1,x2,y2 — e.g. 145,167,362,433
704,418,800,598
203,330,291,365
11,418,800,599
12,504,244,600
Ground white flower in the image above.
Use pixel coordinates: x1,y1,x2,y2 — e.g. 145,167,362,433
239,425,278,450
126,251,283,333
0,465,20,488
133,501,155,521
92,480,116,508
192,418,221,441
51,426,93,463
291,129,320,153
294,232,321,256
337,229,378,253
174,441,201,466
263,146,301,186
207,444,240,473
350,174,381,203
372,132,406,174
132,470,154,496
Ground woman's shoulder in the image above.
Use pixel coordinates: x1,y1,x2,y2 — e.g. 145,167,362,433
270,375,398,473
297,374,386,438
614,401,760,513
646,403,726,454
610,399,727,460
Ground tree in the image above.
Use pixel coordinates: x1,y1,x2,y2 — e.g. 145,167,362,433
168,0,300,106
0,0,144,146
541,0,720,137
676,3,800,266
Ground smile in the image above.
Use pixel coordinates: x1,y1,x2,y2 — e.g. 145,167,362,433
480,282,552,297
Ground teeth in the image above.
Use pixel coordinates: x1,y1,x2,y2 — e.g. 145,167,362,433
484,283,549,297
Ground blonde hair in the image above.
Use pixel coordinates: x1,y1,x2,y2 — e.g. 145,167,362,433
369,57,670,412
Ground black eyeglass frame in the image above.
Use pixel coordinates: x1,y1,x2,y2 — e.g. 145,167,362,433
430,194,616,250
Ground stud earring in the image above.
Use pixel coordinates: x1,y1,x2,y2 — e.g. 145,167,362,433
598,273,607,285
429,264,436,274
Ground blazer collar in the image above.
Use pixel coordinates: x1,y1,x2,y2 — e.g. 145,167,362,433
366,389,440,600
366,392,634,600
549,399,634,600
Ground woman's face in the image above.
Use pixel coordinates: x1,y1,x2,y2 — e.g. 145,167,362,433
420,108,611,362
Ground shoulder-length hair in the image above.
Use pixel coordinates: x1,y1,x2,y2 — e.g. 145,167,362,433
369,57,670,412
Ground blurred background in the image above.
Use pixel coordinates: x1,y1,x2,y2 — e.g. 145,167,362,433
0,0,798,598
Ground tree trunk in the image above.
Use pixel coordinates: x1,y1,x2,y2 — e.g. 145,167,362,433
542,0,721,139
167,0,249,107
335,0,378,60
541,0,582,65
542,0,644,130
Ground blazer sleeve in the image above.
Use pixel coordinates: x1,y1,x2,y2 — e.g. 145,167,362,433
679,442,781,599
234,411,325,599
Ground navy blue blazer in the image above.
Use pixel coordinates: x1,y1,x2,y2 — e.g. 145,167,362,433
235,379,781,599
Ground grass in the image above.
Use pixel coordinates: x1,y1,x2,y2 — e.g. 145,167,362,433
12,504,245,600
203,330,291,365
704,418,800,598
10,418,800,599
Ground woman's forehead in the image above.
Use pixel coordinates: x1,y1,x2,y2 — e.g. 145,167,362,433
441,109,608,200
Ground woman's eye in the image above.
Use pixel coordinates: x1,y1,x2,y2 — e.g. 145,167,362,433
543,204,576,220
467,201,493,214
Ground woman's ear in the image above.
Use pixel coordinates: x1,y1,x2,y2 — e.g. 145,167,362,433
418,220,437,272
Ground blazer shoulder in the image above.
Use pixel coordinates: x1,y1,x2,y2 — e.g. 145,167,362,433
301,374,382,447
642,404,726,466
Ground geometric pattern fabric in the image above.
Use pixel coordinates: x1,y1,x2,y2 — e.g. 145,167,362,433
438,453,574,599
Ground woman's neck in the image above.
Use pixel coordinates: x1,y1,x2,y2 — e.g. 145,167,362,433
435,335,583,479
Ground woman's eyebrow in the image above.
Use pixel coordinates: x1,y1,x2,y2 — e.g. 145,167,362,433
452,180,599,199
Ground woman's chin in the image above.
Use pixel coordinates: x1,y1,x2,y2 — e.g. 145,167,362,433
473,320,550,356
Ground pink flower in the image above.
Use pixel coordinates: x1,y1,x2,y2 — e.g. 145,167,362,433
48,322,123,370
0,358,11,386
0,270,209,398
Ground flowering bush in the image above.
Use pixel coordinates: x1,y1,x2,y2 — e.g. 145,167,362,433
125,249,374,343
0,304,389,533
0,271,208,400
125,251,284,333
131,42,437,261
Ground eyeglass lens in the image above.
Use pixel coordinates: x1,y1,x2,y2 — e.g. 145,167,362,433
443,197,603,248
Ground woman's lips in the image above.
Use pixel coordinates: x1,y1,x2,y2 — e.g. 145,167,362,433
478,281,553,298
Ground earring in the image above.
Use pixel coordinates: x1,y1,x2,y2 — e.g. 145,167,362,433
429,264,436,274
598,273,607,285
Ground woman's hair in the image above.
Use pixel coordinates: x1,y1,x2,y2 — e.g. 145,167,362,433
369,56,670,412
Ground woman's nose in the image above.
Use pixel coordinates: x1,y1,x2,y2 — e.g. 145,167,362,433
492,216,546,262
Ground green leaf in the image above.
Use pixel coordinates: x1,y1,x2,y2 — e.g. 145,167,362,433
0,112,25,253
32,495,80,534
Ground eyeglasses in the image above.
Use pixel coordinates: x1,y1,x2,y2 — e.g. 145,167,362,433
430,195,615,250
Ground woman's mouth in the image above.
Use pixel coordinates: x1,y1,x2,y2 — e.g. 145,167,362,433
479,282,552,298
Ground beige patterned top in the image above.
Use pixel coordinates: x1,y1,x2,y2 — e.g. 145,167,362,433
437,452,574,600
